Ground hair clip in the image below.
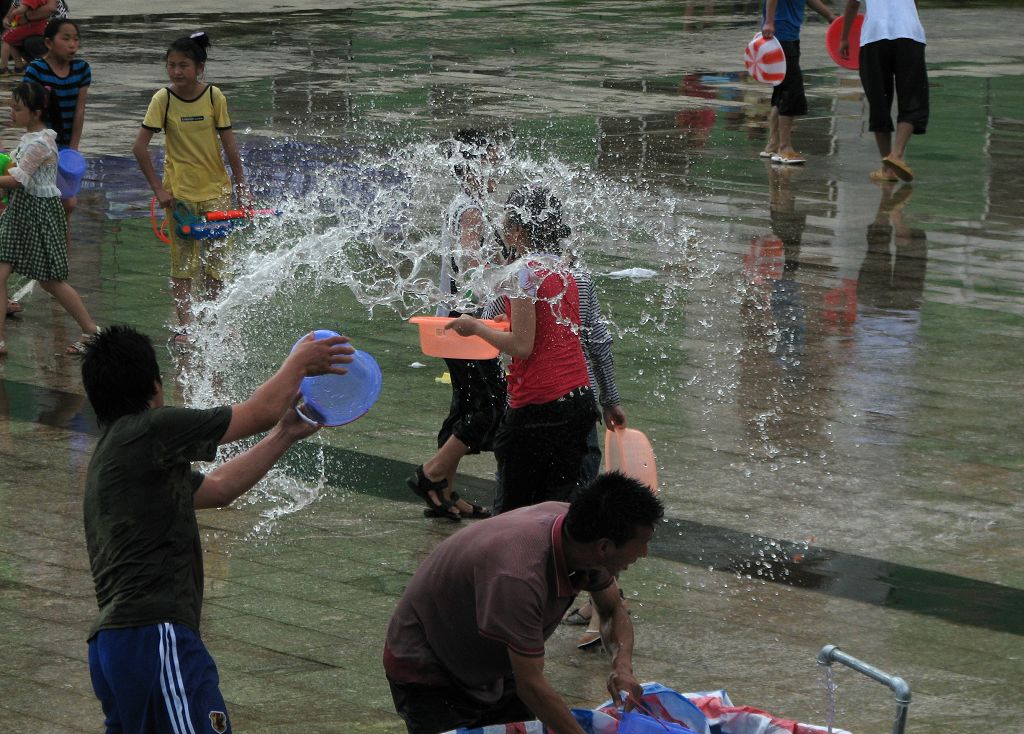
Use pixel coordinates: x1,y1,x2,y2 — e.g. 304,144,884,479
190,31,206,39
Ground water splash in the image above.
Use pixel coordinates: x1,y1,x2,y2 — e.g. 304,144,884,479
176,133,710,529
820,662,838,734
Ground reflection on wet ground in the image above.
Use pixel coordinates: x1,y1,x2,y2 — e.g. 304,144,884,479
7,377,1021,639
2,1,1023,732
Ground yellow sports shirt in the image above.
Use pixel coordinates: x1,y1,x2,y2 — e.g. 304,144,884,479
142,85,232,202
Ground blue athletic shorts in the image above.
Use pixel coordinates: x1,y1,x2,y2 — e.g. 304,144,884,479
88,622,231,734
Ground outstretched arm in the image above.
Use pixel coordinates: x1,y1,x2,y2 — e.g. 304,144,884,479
445,296,536,359
508,651,589,734
194,395,319,509
220,333,353,445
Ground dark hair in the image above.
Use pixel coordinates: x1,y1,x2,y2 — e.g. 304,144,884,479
565,471,665,546
81,325,162,425
441,129,496,179
44,18,79,40
166,32,211,64
12,82,63,141
505,185,571,251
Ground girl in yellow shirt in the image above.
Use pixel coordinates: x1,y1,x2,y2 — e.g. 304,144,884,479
132,32,249,345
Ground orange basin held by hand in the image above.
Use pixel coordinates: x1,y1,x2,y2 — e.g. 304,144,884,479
409,316,510,360
603,427,659,494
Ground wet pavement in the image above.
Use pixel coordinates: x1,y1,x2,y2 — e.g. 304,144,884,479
2,2,1023,732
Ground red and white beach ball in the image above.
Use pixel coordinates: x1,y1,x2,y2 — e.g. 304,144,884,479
744,33,787,86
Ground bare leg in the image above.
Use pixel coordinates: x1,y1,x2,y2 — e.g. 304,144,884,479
38,280,97,334
62,197,77,247
171,276,192,331
874,131,893,159
764,107,780,153
778,115,796,156
889,122,914,163
422,435,477,514
0,41,10,71
577,597,603,648
879,122,915,181
0,263,11,352
205,276,224,303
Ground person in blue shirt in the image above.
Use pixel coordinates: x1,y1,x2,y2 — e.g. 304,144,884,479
760,0,836,165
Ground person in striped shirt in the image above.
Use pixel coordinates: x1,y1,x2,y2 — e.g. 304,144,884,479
483,258,626,478
23,18,88,221
23,19,89,150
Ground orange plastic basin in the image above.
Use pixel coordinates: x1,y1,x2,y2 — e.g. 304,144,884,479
603,428,658,494
409,316,510,360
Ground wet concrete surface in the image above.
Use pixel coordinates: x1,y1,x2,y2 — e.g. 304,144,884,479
2,2,1023,732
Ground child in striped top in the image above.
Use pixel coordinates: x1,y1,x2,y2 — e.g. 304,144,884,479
24,18,89,222
23,19,90,151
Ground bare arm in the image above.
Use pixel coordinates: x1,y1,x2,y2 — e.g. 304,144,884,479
508,651,589,734
762,0,778,38
593,581,644,707
69,86,88,151
458,207,485,270
838,0,859,57
217,127,250,206
0,175,22,190
445,296,536,358
807,0,836,22
219,333,353,445
194,395,319,509
132,127,174,209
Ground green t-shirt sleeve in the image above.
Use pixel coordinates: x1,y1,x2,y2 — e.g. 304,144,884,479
190,470,206,494
149,405,232,466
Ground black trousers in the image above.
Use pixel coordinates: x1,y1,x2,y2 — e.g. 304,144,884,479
493,386,598,513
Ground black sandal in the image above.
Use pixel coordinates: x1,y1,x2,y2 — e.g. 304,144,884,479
450,491,492,519
407,466,460,521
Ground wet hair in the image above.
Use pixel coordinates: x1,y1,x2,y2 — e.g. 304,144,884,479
44,18,79,40
166,31,211,65
504,185,571,252
565,471,665,546
81,325,162,425
441,128,496,179
12,81,64,141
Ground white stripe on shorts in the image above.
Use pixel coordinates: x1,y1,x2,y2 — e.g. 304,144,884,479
159,623,198,734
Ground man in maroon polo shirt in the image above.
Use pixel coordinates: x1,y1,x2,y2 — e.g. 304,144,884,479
384,472,664,734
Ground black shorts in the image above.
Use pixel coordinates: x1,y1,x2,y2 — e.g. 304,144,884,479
859,39,929,134
387,677,533,734
437,357,506,453
771,40,807,117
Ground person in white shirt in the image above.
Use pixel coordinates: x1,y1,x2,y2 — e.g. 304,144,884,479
839,0,928,182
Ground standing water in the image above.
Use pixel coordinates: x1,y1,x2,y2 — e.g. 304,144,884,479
0,2,1021,732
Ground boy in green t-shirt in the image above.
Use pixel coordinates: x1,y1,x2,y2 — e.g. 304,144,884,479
80,324,353,733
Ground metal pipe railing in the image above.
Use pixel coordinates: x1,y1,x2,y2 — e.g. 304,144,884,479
817,644,911,734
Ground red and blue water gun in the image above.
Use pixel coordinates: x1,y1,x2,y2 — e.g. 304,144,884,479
150,197,281,243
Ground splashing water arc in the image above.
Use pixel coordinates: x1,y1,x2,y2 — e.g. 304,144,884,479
178,136,708,524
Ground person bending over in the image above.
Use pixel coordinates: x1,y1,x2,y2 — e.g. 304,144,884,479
384,471,665,734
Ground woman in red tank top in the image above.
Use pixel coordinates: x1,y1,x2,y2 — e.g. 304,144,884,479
445,186,598,512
